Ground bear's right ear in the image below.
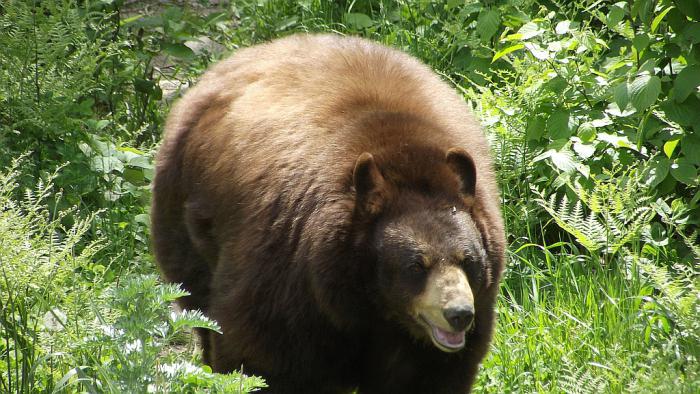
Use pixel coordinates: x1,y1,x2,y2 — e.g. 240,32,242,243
353,152,387,216
446,147,477,204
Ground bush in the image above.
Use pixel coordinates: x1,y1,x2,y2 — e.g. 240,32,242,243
0,159,265,392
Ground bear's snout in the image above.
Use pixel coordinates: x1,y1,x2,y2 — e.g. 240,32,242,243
443,304,475,332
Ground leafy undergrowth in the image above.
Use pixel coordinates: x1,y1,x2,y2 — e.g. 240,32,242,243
0,160,265,392
1,0,699,393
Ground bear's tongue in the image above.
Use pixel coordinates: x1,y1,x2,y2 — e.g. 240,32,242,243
432,326,465,348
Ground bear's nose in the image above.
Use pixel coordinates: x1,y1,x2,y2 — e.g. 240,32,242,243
443,305,474,332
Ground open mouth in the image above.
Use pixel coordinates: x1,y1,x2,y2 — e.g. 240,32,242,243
419,315,466,352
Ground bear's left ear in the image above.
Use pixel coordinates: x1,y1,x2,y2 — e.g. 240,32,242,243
446,147,476,200
353,152,387,216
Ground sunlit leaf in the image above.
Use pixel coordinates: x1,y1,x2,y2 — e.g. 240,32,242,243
673,65,700,102
629,74,661,111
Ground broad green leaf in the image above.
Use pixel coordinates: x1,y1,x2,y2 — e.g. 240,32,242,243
551,150,576,173
91,156,123,174
526,116,546,141
684,23,700,43
123,167,145,185
573,141,596,159
629,74,661,111
651,6,674,33
606,102,636,117
642,156,670,187
648,222,669,246
632,34,650,52
661,95,700,126
477,9,501,42
344,13,373,29
681,134,700,164
578,123,597,142
676,0,700,20
162,43,195,60
663,138,680,158
547,110,572,140
524,42,549,60
446,0,464,9
613,82,630,111
632,0,653,23
598,132,632,148
555,20,570,35
670,158,699,185
673,65,700,102
134,78,156,94
607,3,626,26
517,22,543,40
492,44,524,62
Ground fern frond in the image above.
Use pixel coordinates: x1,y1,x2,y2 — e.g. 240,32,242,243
557,363,609,394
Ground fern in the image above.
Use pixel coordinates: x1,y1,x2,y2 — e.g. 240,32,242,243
535,169,653,257
557,363,609,394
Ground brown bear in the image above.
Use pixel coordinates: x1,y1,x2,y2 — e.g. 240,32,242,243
151,34,505,393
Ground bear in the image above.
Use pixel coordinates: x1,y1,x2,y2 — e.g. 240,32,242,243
151,33,505,393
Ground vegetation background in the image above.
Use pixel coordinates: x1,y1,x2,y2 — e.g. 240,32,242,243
1,0,698,392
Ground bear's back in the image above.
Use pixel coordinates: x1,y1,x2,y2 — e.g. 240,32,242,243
163,34,494,202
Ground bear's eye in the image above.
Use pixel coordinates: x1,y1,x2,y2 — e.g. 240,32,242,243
407,258,427,273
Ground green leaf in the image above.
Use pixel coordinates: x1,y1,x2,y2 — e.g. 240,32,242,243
162,43,195,60
682,134,700,164
573,141,596,159
673,65,700,102
663,138,680,158
578,123,597,142
526,116,546,141
607,3,626,26
171,310,221,333
684,23,700,43
547,110,572,140
613,82,630,111
492,44,524,62
642,156,670,187
661,95,700,126
275,16,299,31
551,149,576,173
670,158,698,185
516,22,543,40
676,0,700,20
118,146,146,155
651,6,674,33
629,74,661,111
477,9,500,42
555,20,570,35
632,34,650,52
632,0,653,23
344,13,373,29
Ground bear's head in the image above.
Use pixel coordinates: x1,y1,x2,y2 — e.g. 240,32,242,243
353,147,489,352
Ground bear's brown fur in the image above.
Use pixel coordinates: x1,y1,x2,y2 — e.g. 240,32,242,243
152,34,505,393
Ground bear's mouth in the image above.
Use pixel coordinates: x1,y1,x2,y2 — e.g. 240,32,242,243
419,315,466,352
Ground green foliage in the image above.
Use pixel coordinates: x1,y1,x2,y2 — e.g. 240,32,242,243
0,0,235,268
479,0,700,239
0,162,264,393
535,170,654,256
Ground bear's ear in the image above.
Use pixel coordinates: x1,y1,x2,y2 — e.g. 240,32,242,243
353,152,387,216
446,147,476,199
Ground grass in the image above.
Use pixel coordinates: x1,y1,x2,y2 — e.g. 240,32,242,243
1,0,698,392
